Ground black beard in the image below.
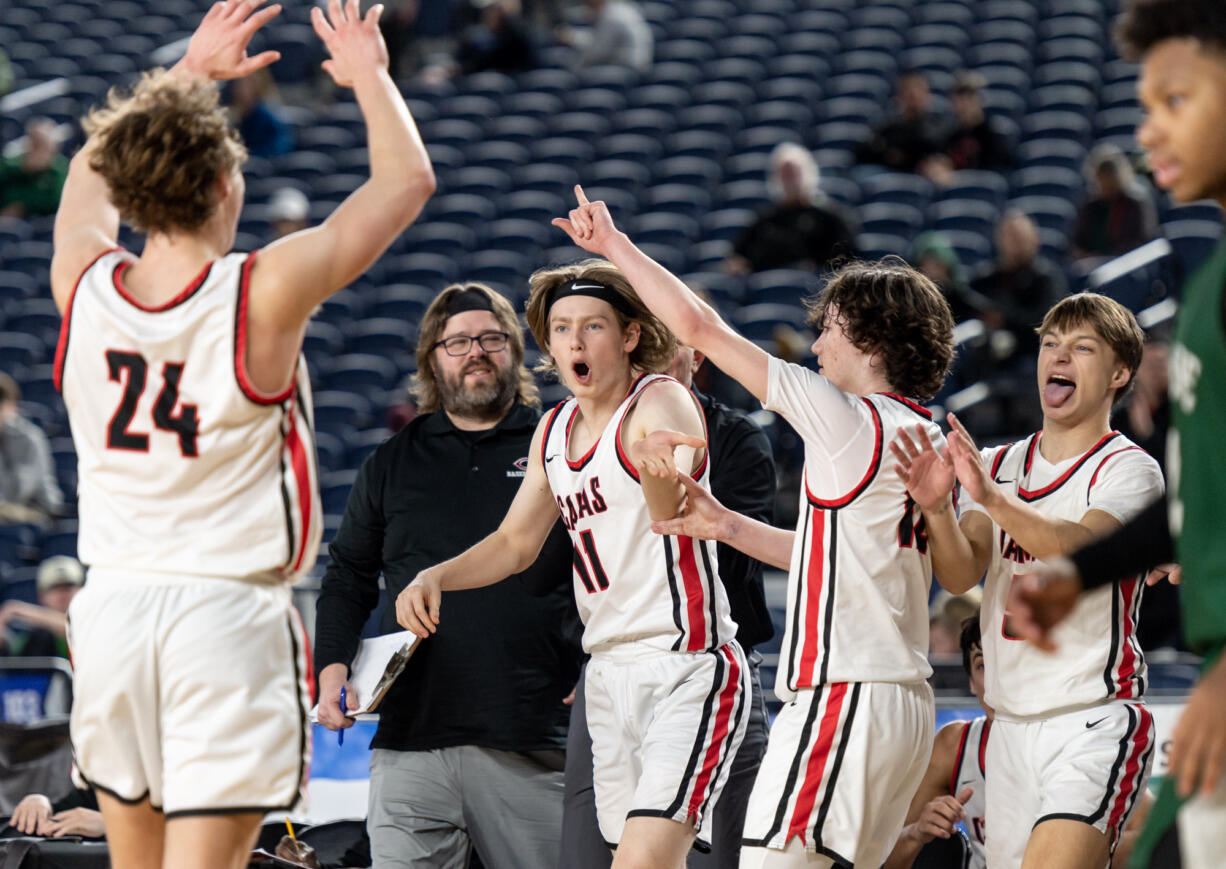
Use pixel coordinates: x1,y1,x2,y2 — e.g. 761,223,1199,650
437,360,517,422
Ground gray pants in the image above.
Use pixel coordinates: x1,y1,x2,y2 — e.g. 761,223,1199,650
557,653,770,868
369,745,565,869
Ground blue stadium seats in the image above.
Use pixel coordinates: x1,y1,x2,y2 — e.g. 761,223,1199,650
585,159,652,196
463,140,531,172
385,252,460,287
369,285,436,323
860,202,925,241
322,354,401,393
1164,220,1225,277
0,333,48,370
731,302,807,341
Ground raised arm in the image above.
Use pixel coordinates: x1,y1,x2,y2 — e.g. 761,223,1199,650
397,415,561,637
50,0,284,310
891,423,992,594
553,186,772,402
250,0,435,327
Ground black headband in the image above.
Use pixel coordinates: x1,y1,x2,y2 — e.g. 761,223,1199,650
445,287,496,317
544,279,637,318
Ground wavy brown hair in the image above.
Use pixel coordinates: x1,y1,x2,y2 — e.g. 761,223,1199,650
84,69,246,235
805,259,955,401
412,282,539,414
1036,292,1144,404
525,259,677,376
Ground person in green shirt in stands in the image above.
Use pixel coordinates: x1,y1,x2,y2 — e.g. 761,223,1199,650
1010,2,1226,867
0,118,68,218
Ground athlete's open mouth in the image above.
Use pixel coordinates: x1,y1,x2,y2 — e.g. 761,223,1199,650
573,361,591,382
1043,373,1076,407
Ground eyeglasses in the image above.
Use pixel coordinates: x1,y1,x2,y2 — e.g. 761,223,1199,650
433,331,510,357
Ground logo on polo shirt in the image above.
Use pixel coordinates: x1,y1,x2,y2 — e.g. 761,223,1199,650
508,456,529,478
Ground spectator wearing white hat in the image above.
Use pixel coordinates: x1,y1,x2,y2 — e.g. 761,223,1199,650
266,186,311,240
0,555,84,659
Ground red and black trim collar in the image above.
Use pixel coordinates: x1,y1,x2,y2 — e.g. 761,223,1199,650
113,257,212,312
1087,445,1146,499
564,372,653,471
1018,431,1122,501
804,397,883,509
880,393,933,419
616,376,710,482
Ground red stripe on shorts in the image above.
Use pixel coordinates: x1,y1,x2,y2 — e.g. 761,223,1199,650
1108,705,1153,832
787,681,848,843
687,646,741,819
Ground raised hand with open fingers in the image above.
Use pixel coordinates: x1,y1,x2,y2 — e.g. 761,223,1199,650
176,0,283,81
10,794,53,836
945,411,996,506
891,422,956,513
629,429,704,480
551,185,625,258
312,0,389,88
650,472,735,542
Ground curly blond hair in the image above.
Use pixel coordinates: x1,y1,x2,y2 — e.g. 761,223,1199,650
525,259,677,376
84,69,246,235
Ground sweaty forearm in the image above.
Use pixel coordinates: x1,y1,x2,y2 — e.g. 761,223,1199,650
1070,494,1173,590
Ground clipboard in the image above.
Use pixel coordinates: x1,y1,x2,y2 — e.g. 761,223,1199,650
310,630,419,720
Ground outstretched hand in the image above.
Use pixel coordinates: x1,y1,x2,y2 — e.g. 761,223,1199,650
891,423,955,513
551,185,626,257
176,0,283,80
312,0,389,87
629,429,704,480
945,412,996,507
650,473,734,542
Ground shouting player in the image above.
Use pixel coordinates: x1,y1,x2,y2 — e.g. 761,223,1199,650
892,293,1162,869
552,187,955,868
399,259,748,869
53,2,434,867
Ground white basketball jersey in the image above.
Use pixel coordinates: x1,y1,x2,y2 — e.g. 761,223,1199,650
950,715,990,869
55,248,321,582
767,359,939,697
968,432,1163,719
541,373,738,654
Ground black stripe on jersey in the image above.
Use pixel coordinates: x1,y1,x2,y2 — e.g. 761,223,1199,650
1132,590,1147,697
541,401,567,467
1103,582,1122,696
989,443,1014,481
757,684,825,845
697,653,747,820
663,649,726,818
1023,433,1039,476
811,682,861,852
786,503,811,691
817,512,838,687
277,409,296,570
1088,705,1137,825
881,393,933,418
978,719,990,778
663,535,685,652
700,539,717,650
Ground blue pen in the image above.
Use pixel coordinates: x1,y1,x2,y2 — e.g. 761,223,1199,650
338,686,346,747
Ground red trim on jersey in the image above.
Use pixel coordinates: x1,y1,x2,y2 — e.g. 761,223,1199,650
803,398,883,509
677,535,708,652
1108,706,1153,833
1023,433,1039,476
289,606,317,704
568,373,654,470
796,508,827,686
1114,577,1141,698
687,645,741,820
951,721,971,796
112,257,212,312
1017,432,1121,500
989,444,1013,480
788,682,848,842
614,378,711,482
286,403,313,574
234,251,295,406
55,247,122,391
1088,446,1146,495
978,719,990,776
880,393,933,419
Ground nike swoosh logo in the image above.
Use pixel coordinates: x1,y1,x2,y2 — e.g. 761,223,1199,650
545,454,557,462
1086,716,1109,729
569,283,607,291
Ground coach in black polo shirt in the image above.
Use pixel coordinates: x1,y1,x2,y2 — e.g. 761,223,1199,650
314,283,580,869
557,342,776,869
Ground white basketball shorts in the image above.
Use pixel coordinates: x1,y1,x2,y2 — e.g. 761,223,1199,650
584,641,749,850
985,701,1155,869
67,569,312,816
741,679,934,868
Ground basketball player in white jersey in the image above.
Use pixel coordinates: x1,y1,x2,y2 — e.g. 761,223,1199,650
551,187,956,869
50,2,434,867
891,293,1163,869
399,260,748,869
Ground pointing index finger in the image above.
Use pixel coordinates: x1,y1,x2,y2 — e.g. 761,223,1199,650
574,184,590,206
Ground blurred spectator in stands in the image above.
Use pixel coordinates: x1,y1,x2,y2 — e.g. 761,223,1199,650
1072,145,1159,264
0,373,61,526
0,556,83,659
969,210,1066,365
855,70,950,174
724,143,858,276
929,587,982,657
0,119,68,219
911,231,989,324
226,70,293,159
382,0,425,79
0,48,12,98
424,0,538,81
267,187,310,240
8,788,103,839
557,0,653,73
943,70,1014,172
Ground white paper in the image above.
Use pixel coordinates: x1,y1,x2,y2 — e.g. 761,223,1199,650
309,630,418,721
